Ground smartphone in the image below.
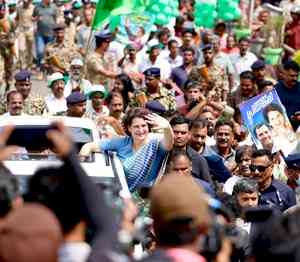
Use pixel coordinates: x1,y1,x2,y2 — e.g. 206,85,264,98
6,125,58,150
244,207,274,222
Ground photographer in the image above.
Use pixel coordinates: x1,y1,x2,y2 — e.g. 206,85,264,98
26,122,124,262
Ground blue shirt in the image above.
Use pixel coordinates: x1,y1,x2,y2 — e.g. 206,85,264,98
99,135,168,191
171,65,188,89
259,179,296,212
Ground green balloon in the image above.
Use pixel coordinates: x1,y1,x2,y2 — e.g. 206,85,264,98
150,4,160,13
164,6,173,16
233,8,241,19
172,8,179,16
223,12,234,21
158,0,169,5
155,14,168,25
171,0,179,8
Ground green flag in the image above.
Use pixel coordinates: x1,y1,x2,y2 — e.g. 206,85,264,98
92,0,147,30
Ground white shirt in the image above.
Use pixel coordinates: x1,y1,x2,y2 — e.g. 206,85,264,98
2,112,28,116
59,242,91,262
230,51,257,88
64,79,93,98
45,94,67,116
161,51,183,69
138,56,172,80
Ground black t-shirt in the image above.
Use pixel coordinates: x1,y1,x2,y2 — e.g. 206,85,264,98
275,81,300,130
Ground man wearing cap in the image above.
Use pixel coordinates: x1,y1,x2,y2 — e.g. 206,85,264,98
0,70,45,115
71,1,83,25
189,44,227,102
15,0,34,70
33,0,59,70
66,91,86,117
131,67,177,115
138,40,171,81
44,72,67,116
139,174,210,262
0,2,15,91
84,85,109,121
86,30,118,87
64,58,92,97
85,86,124,137
7,0,17,23
44,23,79,74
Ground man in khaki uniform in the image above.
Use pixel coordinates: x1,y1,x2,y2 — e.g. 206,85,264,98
16,0,34,70
189,44,227,102
0,70,46,115
44,23,79,74
130,68,177,116
0,2,15,92
85,30,118,89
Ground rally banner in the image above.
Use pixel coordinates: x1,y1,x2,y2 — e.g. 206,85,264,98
239,89,300,157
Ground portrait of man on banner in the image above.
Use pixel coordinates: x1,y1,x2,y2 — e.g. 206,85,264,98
239,89,300,157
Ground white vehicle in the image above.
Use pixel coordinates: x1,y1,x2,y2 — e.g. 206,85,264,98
0,116,130,198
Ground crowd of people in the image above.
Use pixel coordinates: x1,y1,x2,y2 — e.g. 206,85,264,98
0,0,300,261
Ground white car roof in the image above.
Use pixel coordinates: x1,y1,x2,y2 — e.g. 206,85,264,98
0,116,100,142
0,116,96,129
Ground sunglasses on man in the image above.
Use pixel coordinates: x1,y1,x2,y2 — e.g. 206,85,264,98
250,164,271,173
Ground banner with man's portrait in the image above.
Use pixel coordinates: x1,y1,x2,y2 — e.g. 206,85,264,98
239,89,300,157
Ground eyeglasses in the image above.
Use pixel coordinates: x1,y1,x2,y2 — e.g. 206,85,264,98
249,164,270,173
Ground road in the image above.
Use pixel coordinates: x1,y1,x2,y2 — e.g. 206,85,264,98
31,77,50,97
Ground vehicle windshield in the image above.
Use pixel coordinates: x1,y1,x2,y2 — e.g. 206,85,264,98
5,125,93,161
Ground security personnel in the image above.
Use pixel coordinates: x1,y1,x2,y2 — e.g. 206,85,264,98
131,67,177,116
15,0,35,70
0,70,45,115
0,2,15,91
66,91,87,117
44,23,79,74
85,30,118,88
189,44,227,102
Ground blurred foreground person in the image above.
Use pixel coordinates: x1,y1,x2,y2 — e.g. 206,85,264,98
0,204,62,262
0,165,23,218
141,174,211,262
27,122,122,262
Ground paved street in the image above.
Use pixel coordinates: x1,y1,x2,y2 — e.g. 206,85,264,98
31,77,49,97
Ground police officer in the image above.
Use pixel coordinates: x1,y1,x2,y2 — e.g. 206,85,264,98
11,70,45,115
189,44,227,102
0,2,15,91
66,91,87,117
85,30,118,87
131,67,177,116
44,23,79,75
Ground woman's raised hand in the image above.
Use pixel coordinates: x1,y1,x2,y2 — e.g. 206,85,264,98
144,113,170,130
